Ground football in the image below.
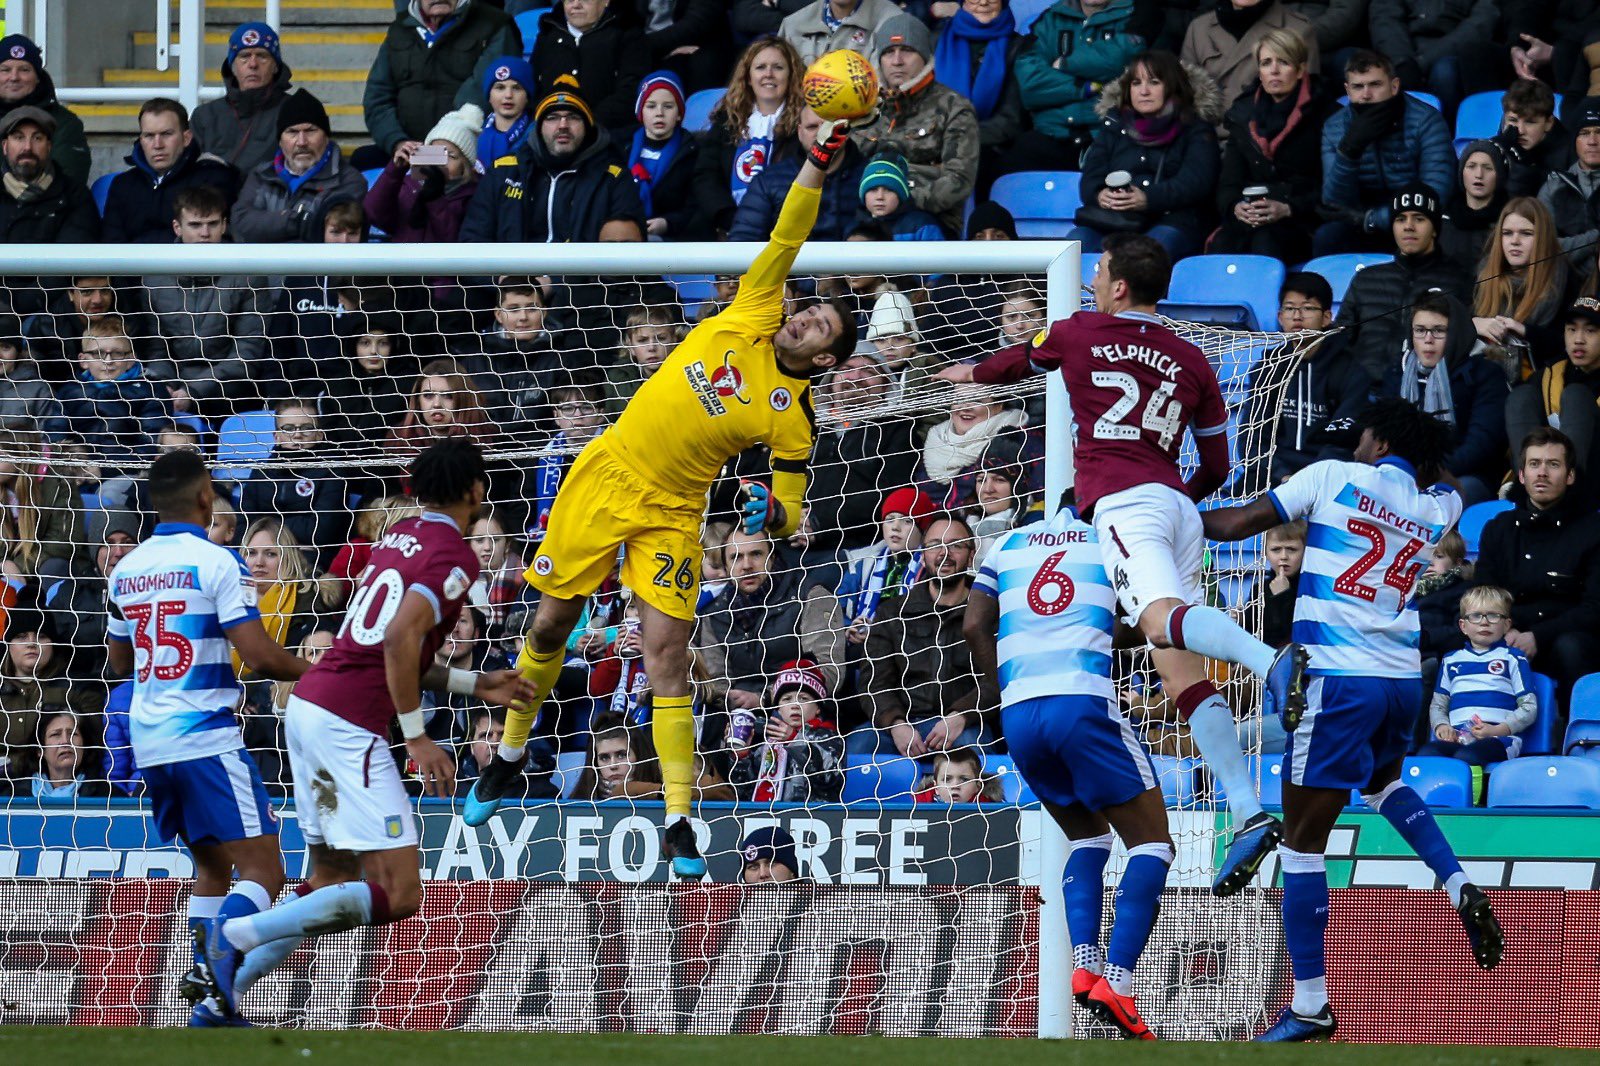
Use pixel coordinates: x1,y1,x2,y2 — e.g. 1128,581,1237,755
802,49,879,123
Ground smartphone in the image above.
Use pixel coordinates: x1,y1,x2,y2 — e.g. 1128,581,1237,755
410,144,451,166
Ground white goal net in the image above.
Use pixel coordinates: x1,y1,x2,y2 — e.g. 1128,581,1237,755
0,239,1315,1036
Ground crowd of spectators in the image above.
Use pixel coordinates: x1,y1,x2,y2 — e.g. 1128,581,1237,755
0,0,1598,805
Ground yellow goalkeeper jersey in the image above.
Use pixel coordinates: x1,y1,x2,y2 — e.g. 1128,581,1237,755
606,183,822,501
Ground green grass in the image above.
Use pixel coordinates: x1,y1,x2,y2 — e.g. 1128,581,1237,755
0,1029,1590,1066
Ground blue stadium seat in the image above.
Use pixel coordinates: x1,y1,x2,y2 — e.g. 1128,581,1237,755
990,171,1082,239
214,409,277,483
663,273,717,317
1457,499,1512,557
1453,91,1505,154
1160,254,1284,333
841,754,922,803
1562,674,1600,756
91,172,115,216
1012,0,1055,32
361,166,383,191
1081,250,1101,282
1148,754,1198,808
1523,673,1558,756
1486,756,1600,810
985,753,1036,804
683,89,724,134
1401,756,1474,808
1300,253,1393,315
552,750,586,798
1215,754,1284,807
515,7,550,58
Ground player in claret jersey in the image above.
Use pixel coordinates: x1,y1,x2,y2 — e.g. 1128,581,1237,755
200,439,532,1021
941,233,1308,896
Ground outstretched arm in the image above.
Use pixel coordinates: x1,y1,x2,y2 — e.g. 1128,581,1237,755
1200,496,1283,542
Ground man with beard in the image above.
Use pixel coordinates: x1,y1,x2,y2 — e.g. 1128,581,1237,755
0,35,88,186
0,107,98,329
230,90,365,243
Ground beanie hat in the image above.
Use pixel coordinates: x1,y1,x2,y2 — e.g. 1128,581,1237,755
1390,182,1441,229
481,55,535,100
535,74,595,127
226,22,281,74
865,290,919,342
966,200,1018,240
276,89,330,139
859,155,911,203
0,35,43,76
880,485,936,530
1457,138,1509,189
739,826,799,879
635,70,686,125
1577,96,1600,135
876,13,933,63
425,103,485,169
769,658,829,703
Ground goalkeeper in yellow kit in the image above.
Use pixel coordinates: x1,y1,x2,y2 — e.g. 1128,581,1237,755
463,118,859,876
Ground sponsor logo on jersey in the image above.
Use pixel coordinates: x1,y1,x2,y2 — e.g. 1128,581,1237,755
294,478,314,498
734,144,767,183
685,355,749,417
443,566,470,600
711,353,750,404
769,387,792,411
533,555,553,576
1489,659,1506,675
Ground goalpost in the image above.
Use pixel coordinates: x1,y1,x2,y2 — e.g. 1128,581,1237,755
0,238,1313,1036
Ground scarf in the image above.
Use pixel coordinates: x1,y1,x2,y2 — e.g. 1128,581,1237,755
31,773,83,800
1126,102,1183,148
476,109,530,172
530,432,570,540
1215,0,1272,39
234,580,298,674
922,408,1028,483
730,108,780,204
2,167,53,203
1248,76,1311,161
933,7,1015,121
628,127,685,217
1400,349,1456,426
848,544,923,623
274,144,333,196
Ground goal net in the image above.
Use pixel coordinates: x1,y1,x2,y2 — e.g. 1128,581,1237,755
0,239,1315,1036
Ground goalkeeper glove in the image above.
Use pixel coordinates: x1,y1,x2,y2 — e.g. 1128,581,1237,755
808,119,851,170
738,481,786,535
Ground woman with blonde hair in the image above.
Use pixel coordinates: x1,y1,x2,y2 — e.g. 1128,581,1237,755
0,427,85,583
1473,197,1574,377
695,35,805,237
236,517,318,675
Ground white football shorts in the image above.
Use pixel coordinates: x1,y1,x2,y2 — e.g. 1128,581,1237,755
1091,482,1205,626
284,694,419,852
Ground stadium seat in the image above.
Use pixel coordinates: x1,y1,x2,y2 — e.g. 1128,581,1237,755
683,89,724,134
1214,754,1283,807
1457,499,1512,557
1160,254,1284,333
361,167,383,191
1012,0,1054,32
1523,673,1559,756
213,409,277,483
841,754,922,803
1401,756,1474,808
990,171,1082,239
985,754,1036,804
552,750,586,798
1562,674,1600,756
1300,253,1392,315
90,172,114,216
515,7,550,57
1486,756,1600,810
1453,91,1505,154
1148,754,1198,808
664,273,717,316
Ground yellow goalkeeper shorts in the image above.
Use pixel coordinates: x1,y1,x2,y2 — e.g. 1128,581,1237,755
525,434,704,621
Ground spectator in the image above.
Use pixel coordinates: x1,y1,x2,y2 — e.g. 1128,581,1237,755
0,106,98,248
386,358,499,459
968,450,1029,558
857,514,985,756
808,351,921,550
529,0,650,132
1418,585,1537,771
191,22,296,174
44,318,168,474
727,658,846,802
1377,289,1509,503
838,486,933,645
1472,197,1574,377
1508,11,1600,99
364,103,484,244
1181,0,1320,114
22,274,126,384
0,35,88,186
527,370,613,540
858,155,947,239
696,36,805,237
1415,527,1473,683
144,186,276,416
102,98,239,245
629,71,707,240
449,277,564,423
477,57,535,169
40,507,143,673
0,427,86,583
1506,297,1600,474
933,0,1026,184
209,492,240,547
237,517,320,665
729,105,868,241
1440,138,1509,266
1472,426,1600,712
1537,97,1600,273
605,305,685,404
914,747,1002,803
363,0,519,161
2,710,109,800
1367,0,1498,114
1068,50,1224,258
780,0,902,65
1258,518,1305,651
572,711,663,800
322,495,416,609
1316,50,1454,255
739,825,801,883
1210,28,1330,263
1333,183,1473,382
460,78,646,243
631,0,732,91
0,607,98,772
1498,78,1575,197
231,90,366,243
324,313,415,448
467,505,531,633
237,400,352,571
915,384,1030,503
0,331,59,430
455,707,555,798
850,14,980,235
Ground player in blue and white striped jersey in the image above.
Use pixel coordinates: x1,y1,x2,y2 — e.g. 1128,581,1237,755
965,502,1171,1040
1201,400,1503,1042
104,450,309,1027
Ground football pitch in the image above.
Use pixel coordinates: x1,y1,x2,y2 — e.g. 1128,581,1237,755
1,1029,1590,1066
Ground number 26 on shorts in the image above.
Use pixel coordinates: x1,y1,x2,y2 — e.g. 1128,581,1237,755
652,552,695,591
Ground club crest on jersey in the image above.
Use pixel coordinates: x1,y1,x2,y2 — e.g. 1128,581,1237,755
294,478,315,498
1489,659,1506,675
533,555,553,576
734,144,767,183
443,566,470,600
769,387,792,411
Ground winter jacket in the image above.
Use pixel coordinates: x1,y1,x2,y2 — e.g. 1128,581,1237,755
447,327,567,426
1321,96,1456,224
261,274,363,389
238,460,352,571
779,0,902,65
1241,329,1371,485
860,582,981,729
1378,347,1510,487
806,415,920,552
1416,567,1472,656
321,362,412,448
230,144,367,243
1014,0,1146,141
631,0,730,69
733,0,811,36
191,58,295,175
1538,163,1600,272
459,127,645,243
362,158,479,243
530,6,650,133
1368,0,1500,72
0,162,99,245
1285,0,1371,51
865,199,948,241
140,273,276,401
0,669,104,770
726,716,846,803
365,0,520,154
693,567,844,702
1332,247,1474,381
4,69,89,187
1216,77,1331,227
101,140,241,245
44,367,168,470
1180,1,1321,119
0,362,60,429
1475,488,1600,652
628,132,708,240
727,140,869,243
850,72,981,234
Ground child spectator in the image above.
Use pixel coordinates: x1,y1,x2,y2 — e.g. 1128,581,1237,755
364,103,483,244
739,825,800,883
320,199,366,243
1441,139,1509,267
449,277,562,424
572,711,663,802
858,156,946,241
1506,296,1600,474
238,399,351,571
1498,79,1575,197
324,312,413,448
1419,586,1537,772
727,658,846,804
606,305,687,405
629,71,705,241
476,57,534,170
838,487,933,648
208,491,239,547
915,747,1002,804
46,318,167,474
863,290,941,411
699,521,734,612
1259,519,1305,651
527,369,612,542
0,331,59,430
467,505,530,634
